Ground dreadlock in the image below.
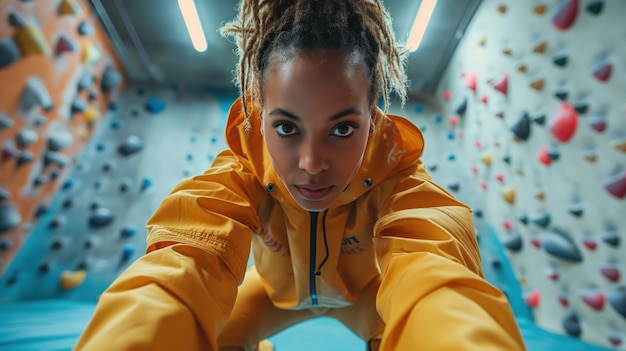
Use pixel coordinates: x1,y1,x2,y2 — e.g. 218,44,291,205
220,0,408,128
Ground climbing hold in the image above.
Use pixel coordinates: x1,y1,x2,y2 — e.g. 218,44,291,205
592,59,612,82
517,64,527,73
530,210,551,228
533,39,547,54
55,35,75,55
510,111,531,141
15,22,51,56
77,73,94,91
101,66,122,92
140,177,153,191
60,270,86,290
612,138,626,153
502,186,515,204
120,226,137,238
0,38,21,68
16,128,38,148
43,151,69,168
0,203,21,233
551,0,579,31
47,127,73,151
530,77,545,91
589,115,607,133
0,113,13,130
118,135,144,156
81,41,101,64
71,97,88,113
502,155,511,164
442,89,451,101
600,264,620,282
85,105,101,123
492,73,508,95
603,230,620,247
502,219,512,232
478,35,486,46
427,163,438,172
58,0,82,15
119,178,133,192
608,287,626,318
586,0,604,15
16,151,35,166
524,290,541,308
464,73,477,92
495,172,505,184
495,110,505,119
518,215,529,226
480,94,488,104
608,335,622,347
583,148,597,163
145,97,166,113
581,289,605,310
448,116,459,127
541,227,583,263
0,238,13,251
553,53,568,67
496,4,507,14
558,295,570,307
455,97,467,116
77,21,95,36
533,3,547,15
88,207,114,228
562,312,581,337
447,182,460,192
604,170,626,199
481,151,493,166
568,203,584,217
532,112,546,125
502,48,512,56
121,243,135,262
502,232,522,252
550,103,578,143
545,267,559,280
0,188,10,201
573,100,589,114
20,77,53,111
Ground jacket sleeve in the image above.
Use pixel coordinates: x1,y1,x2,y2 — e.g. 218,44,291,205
74,150,262,350
373,164,526,350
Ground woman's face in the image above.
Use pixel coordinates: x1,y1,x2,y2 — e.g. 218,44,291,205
261,49,375,212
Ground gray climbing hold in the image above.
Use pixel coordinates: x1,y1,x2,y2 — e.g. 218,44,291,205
0,238,13,250
20,77,53,111
603,230,620,247
43,151,69,168
118,135,143,156
120,225,137,238
33,114,47,126
71,96,88,113
562,312,581,338
77,73,94,91
0,203,21,233
0,37,20,68
77,21,95,36
502,232,523,252
119,178,133,192
0,113,13,130
0,188,10,201
46,127,73,151
530,210,551,228
510,111,531,141
568,203,584,217
448,182,460,192
101,66,122,92
541,227,583,263
16,151,35,166
16,127,38,148
455,96,467,116
532,112,546,125
608,286,626,319
8,11,25,28
89,207,114,228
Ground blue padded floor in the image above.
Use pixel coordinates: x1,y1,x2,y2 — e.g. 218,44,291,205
0,300,615,351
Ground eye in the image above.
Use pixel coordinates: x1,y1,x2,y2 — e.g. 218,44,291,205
332,123,357,137
274,122,298,137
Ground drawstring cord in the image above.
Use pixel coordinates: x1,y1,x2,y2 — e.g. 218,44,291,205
315,209,330,275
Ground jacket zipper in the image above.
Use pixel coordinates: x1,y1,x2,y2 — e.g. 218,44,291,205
309,211,319,307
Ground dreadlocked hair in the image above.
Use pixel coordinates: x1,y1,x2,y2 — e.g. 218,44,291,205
220,0,408,129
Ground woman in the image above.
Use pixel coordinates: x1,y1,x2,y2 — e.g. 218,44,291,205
75,0,526,350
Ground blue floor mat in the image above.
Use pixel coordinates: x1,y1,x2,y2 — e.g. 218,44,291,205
0,300,616,351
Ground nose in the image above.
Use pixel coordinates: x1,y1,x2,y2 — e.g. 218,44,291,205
298,138,329,175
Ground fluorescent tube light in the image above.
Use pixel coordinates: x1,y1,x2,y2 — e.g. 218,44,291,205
178,0,207,52
406,0,437,52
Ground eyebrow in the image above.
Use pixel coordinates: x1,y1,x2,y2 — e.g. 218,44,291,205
268,107,363,122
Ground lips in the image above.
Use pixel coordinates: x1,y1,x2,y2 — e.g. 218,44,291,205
295,185,334,200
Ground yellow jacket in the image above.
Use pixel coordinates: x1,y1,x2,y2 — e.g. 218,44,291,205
75,98,526,350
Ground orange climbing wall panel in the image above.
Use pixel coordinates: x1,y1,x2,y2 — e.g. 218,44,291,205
0,0,126,274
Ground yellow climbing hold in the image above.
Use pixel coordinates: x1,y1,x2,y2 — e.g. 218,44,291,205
533,40,547,54
16,23,51,56
502,186,516,204
82,41,101,64
518,64,527,73
497,4,507,14
535,190,546,200
58,0,82,16
503,48,513,56
85,105,101,123
481,151,493,167
478,35,486,46
60,269,86,290
515,169,524,176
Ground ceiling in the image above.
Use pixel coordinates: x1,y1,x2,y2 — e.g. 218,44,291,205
91,0,482,95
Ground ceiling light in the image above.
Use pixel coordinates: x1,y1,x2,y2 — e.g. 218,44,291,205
406,0,437,52
178,0,207,52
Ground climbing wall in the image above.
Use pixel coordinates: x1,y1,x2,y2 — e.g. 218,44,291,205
0,0,125,287
427,0,626,349
0,82,233,301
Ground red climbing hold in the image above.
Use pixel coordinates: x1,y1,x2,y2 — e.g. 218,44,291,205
524,290,541,308
582,238,597,250
550,103,578,143
552,0,579,31
593,60,613,82
480,94,488,104
545,267,559,281
538,146,552,166
600,265,620,283
581,290,605,310
449,115,460,127
530,238,541,248
464,72,477,92
604,169,626,199
493,73,508,95
443,89,451,101
502,219,512,231
558,295,569,307
495,172,505,183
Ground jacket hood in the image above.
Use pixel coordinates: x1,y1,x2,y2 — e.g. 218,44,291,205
224,97,425,209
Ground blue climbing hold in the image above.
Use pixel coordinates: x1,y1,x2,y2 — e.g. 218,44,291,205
145,97,165,113
121,243,135,262
141,177,153,191
88,207,114,228
541,227,583,263
120,226,137,238
0,203,21,233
